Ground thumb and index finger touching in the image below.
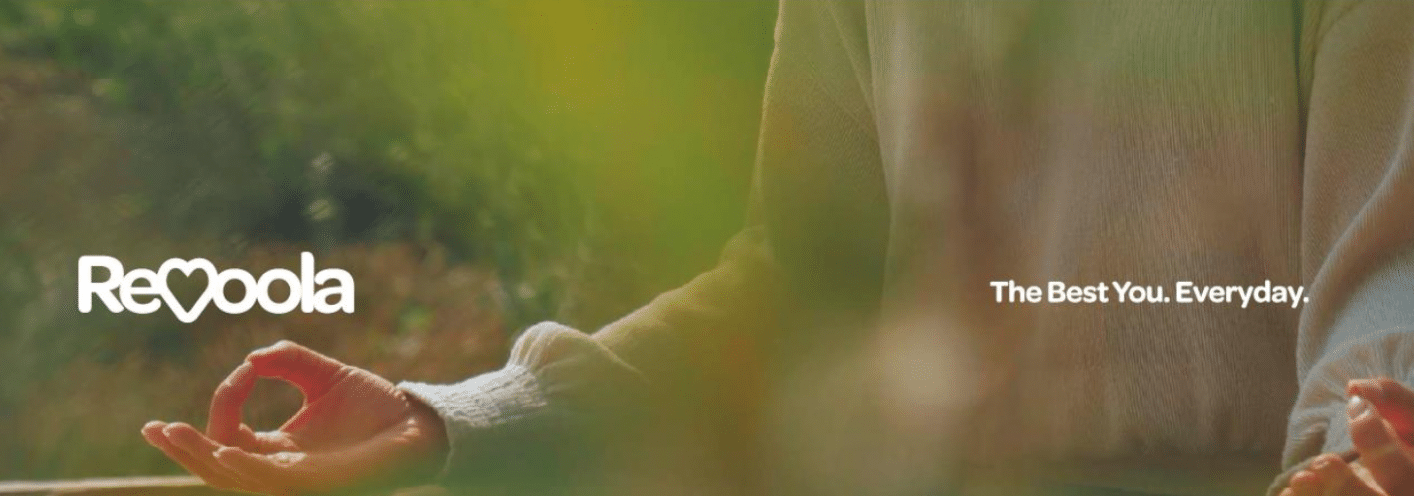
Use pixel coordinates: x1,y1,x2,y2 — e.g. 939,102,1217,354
207,340,349,445
1346,378,1414,496
1348,378,1414,440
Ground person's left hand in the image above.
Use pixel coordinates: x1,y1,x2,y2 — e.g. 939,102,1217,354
1283,378,1414,496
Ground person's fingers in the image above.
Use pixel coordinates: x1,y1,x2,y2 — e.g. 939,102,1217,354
207,361,258,445
1286,469,1318,496
247,425,300,453
209,341,342,442
1350,378,1414,406
246,340,349,400
1285,454,1387,496
1306,453,1384,496
163,423,254,490
217,448,384,495
207,341,349,450
1350,378,1414,439
141,421,182,458
142,422,208,477
214,448,311,495
215,422,423,495
231,424,262,452
141,421,246,491
1351,461,1387,494
1349,396,1414,495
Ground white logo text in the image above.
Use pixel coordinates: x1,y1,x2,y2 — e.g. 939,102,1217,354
78,252,355,323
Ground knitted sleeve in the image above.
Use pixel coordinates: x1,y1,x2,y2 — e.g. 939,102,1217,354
1279,0,1414,483
398,0,883,485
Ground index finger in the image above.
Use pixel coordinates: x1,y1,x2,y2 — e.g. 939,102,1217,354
1349,378,1414,439
207,361,258,444
1349,399,1414,496
245,340,347,399
207,341,349,444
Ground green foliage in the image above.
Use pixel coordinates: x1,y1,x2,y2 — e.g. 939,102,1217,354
0,0,775,479
2,0,583,323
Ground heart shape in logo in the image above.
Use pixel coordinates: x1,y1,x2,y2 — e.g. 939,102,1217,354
156,258,218,323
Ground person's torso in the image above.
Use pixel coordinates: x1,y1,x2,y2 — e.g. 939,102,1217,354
768,1,1309,466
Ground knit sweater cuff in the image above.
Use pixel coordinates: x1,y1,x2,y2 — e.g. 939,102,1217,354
397,321,647,483
399,364,549,479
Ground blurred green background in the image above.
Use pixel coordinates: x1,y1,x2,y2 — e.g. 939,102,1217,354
0,0,776,479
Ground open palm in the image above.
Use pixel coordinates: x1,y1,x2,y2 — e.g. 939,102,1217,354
141,341,447,495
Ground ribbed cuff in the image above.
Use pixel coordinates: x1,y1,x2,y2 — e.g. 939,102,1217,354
394,321,646,487
398,364,550,480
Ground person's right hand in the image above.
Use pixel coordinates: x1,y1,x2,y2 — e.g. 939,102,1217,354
141,340,449,495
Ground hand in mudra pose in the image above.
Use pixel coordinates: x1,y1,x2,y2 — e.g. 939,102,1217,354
141,341,448,495
1283,378,1414,496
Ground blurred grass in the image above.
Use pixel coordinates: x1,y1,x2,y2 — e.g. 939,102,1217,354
0,0,775,479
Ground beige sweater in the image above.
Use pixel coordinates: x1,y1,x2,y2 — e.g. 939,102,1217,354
401,1,1414,494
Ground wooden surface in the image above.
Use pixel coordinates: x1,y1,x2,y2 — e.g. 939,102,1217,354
0,477,450,496
0,476,231,495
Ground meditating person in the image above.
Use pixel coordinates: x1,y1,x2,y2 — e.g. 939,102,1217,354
141,1,1414,494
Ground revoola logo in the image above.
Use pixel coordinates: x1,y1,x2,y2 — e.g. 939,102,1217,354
78,252,355,323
